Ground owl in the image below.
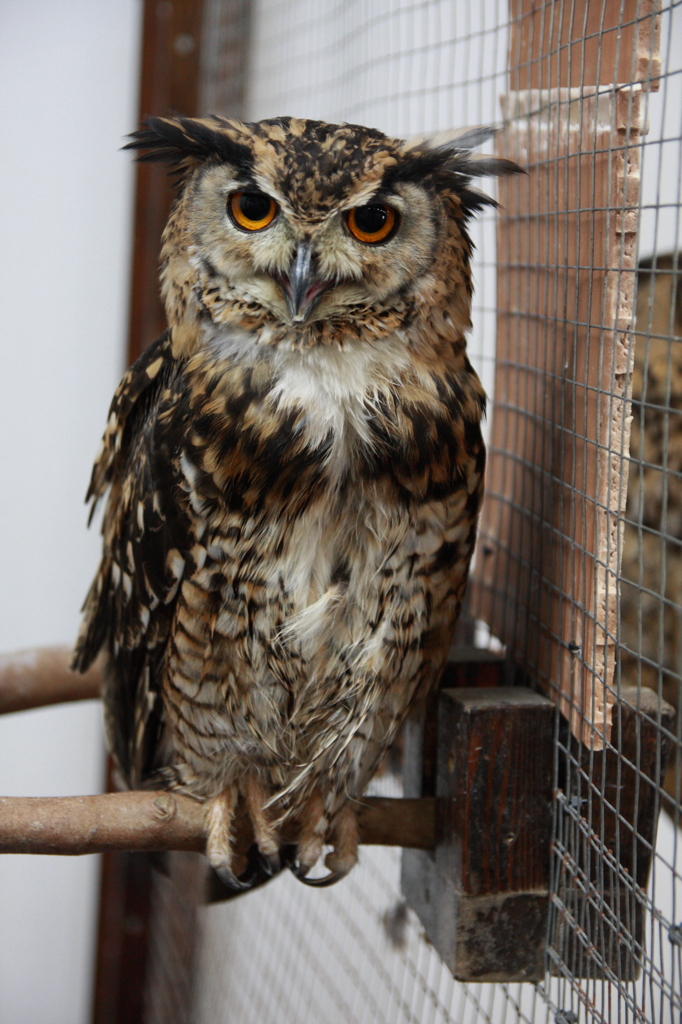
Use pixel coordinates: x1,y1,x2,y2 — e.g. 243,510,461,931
620,253,682,807
72,116,519,889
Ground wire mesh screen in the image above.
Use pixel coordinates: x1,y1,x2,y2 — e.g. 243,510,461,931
190,1,682,1022
196,777,557,1024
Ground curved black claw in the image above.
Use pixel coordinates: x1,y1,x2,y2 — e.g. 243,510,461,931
207,843,282,902
258,849,281,877
279,843,309,880
295,870,345,888
281,845,344,887
214,862,257,892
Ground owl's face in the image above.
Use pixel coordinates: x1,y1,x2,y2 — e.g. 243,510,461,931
128,117,516,347
189,159,436,326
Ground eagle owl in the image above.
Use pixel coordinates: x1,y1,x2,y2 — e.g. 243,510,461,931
620,253,682,807
73,116,518,888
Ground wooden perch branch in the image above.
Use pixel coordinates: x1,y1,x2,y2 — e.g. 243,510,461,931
0,792,436,855
0,791,203,855
0,646,101,714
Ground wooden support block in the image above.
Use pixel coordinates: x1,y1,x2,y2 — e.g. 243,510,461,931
404,649,508,807
441,647,509,689
551,686,675,981
402,684,554,982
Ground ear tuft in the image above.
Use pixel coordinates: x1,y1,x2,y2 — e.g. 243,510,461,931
387,124,524,219
123,115,253,182
401,125,499,155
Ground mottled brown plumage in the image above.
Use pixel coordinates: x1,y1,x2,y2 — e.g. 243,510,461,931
73,115,519,886
620,253,682,808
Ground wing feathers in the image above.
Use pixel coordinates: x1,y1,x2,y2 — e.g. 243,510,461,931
72,331,196,783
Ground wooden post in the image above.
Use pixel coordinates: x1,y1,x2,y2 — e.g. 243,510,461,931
127,0,205,362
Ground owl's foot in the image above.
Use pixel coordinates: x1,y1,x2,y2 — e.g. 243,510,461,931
292,800,358,887
205,785,254,890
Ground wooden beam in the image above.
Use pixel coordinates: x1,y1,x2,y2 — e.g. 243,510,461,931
403,674,675,983
509,0,661,91
128,0,205,363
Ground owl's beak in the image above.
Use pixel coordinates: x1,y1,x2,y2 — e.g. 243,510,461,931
279,243,333,323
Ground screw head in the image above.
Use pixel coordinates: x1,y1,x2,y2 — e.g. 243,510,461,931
174,33,196,55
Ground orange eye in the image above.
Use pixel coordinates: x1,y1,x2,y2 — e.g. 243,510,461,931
346,203,397,244
229,191,278,231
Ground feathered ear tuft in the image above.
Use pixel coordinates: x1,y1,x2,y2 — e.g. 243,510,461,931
387,124,523,217
123,115,254,181
401,125,499,154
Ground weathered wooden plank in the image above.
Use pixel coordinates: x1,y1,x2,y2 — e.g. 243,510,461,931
552,685,675,980
471,0,661,751
439,688,555,897
404,675,674,982
402,685,555,982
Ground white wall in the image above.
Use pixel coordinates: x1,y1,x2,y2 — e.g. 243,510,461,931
638,0,682,259
0,4,141,1023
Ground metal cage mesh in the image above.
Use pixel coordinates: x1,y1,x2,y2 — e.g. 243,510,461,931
191,2,682,1021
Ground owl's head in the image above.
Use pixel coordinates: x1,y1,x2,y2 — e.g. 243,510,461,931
127,116,519,351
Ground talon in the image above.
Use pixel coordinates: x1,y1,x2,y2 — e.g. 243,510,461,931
295,870,344,887
284,842,346,886
294,787,327,875
243,775,281,875
284,847,318,881
214,863,256,891
206,786,244,886
259,849,281,876
282,845,317,881
323,803,359,877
